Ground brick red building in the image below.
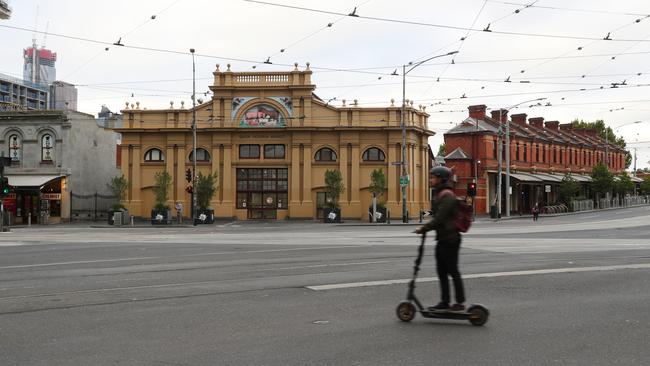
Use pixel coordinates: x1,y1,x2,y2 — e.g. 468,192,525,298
443,104,627,215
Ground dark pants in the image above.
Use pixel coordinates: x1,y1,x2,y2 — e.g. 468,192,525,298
435,238,465,304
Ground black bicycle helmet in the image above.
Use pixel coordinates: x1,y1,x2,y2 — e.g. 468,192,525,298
429,166,452,182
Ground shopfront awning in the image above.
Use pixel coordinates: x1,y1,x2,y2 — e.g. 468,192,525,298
529,172,563,182
509,172,543,182
7,175,64,187
631,176,643,183
570,174,592,182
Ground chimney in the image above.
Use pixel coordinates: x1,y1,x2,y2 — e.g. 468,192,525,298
511,113,527,126
559,123,573,131
528,117,544,129
468,104,487,119
544,121,560,131
490,109,508,124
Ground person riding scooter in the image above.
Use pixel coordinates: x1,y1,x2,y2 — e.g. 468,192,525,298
414,166,466,312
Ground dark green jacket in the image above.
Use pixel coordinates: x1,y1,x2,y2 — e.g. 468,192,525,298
422,185,460,242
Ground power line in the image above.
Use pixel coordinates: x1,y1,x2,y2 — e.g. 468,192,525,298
486,0,650,17
243,0,650,42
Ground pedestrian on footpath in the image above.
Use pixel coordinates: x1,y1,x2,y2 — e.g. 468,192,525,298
532,202,539,221
415,166,466,312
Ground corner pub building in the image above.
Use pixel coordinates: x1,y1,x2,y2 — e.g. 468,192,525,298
116,64,434,221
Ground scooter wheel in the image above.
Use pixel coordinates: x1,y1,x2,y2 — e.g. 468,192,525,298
468,306,488,326
396,301,416,322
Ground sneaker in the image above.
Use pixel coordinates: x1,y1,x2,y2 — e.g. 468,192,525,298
427,302,449,312
449,303,465,312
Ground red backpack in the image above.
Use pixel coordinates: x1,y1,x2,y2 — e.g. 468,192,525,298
437,189,473,233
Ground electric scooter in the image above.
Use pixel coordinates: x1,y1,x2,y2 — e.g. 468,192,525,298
396,233,489,326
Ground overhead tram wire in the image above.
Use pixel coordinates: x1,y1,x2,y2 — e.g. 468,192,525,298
485,1,650,17
515,14,650,77
63,0,183,82
249,0,372,69
5,23,650,84
423,0,540,98
242,0,650,43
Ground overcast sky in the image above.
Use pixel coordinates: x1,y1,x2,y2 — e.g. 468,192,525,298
2,0,650,169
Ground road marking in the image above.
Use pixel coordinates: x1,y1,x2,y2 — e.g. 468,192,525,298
305,263,650,291
0,245,363,270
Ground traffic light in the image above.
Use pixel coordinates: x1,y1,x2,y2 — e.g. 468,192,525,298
185,168,192,183
185,185,193,194
467,182,477,197
0,177,9,196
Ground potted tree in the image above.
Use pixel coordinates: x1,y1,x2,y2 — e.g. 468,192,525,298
324,169,345,223
107,175,130,225
368,168,387,223
151,170,172,225
195,171,218,224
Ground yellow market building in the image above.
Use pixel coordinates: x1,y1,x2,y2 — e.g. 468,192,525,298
116,64,434,221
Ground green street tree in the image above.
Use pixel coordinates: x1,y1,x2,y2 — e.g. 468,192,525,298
571,119,631,168
324,169,345,209
590,163,614,204
613,173,634,197
437,143,446,157
107,174,130,211
368,168,387,222
196,171,219,211
153,171,173,211
558,173,580,204
640,175,650,195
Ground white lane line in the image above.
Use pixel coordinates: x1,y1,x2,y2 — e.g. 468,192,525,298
0,245,363,270
306,263,650,291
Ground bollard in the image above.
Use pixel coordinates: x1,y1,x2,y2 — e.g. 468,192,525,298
387,209,391,224
131,215,134,227
28,215,31,226
419,210,423,223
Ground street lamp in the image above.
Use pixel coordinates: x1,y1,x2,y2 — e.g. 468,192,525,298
190,48,197,226
400,50,458,222
502,97,546,218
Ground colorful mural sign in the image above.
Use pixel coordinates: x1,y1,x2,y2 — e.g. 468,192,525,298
232,97,292,126
240,104,286,127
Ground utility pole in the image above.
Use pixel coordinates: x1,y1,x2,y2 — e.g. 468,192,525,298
400,51,457,223
190,48,197,226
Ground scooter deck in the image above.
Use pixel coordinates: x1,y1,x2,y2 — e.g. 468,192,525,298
420,309,471,320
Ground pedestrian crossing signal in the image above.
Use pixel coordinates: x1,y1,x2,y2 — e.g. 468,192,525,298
185,168,192,183
467,182,476,197
0,177,9,196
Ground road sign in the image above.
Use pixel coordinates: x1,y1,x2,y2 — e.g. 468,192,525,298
400,175,409,186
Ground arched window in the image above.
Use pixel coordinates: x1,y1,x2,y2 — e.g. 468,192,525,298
144,148,164,162
362,147,385,162
41,134,54,161
314,147,337,162
189,148,210,162
9,134,21,162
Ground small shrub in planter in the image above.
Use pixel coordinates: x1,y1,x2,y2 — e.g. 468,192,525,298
368,204,387,223
323,169,345,223
195,171,218,224
324,207,341,223
151,171,172,225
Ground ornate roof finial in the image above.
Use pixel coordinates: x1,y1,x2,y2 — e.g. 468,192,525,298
226,63,231,71
136,101,140,109
353,99,358,106
215,64,220,72
342,99,346,107
390,98,395,106
181,101,185,109
125,102,129,109
170,101,174,109
306,62,311,70
294,62,299,71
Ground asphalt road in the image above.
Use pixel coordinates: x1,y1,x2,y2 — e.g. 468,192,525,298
1,206,649,365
